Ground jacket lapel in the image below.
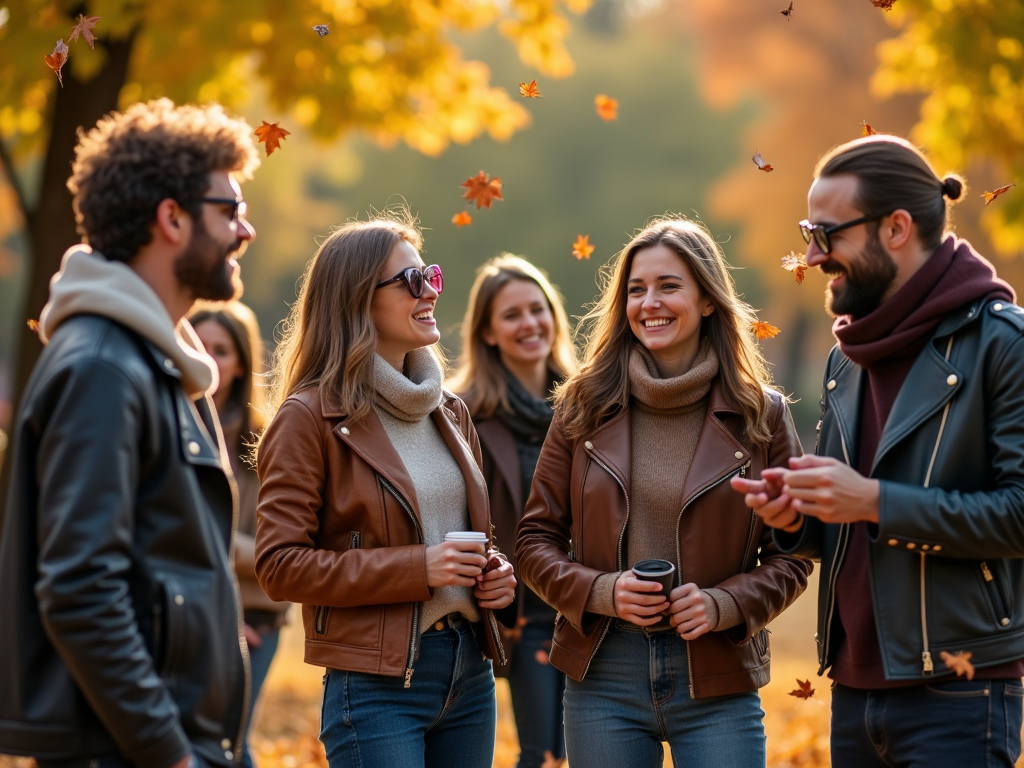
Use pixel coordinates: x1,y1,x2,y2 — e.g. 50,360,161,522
475,419,523,512
588,410,632,499
678,381,749,510
824,354,863,466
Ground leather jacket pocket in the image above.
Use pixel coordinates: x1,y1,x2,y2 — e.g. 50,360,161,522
753,628,771,660
313,531,362,637
980,561,1013,627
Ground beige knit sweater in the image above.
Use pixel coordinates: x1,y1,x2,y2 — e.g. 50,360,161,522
372,350,481,632
585,340,741,631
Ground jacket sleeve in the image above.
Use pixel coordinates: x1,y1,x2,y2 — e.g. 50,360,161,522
713,397,814,642
33,360,190,768
515,415,609,632
255,398,433,607
875,332,1024,559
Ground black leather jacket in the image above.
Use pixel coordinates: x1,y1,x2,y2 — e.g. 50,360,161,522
0,315,248,767
779,298,1024,681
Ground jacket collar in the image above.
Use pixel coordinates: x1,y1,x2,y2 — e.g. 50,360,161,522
474,418,523,512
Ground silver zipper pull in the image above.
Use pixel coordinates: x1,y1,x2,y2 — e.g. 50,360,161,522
739,460,751,478
922,651,934,674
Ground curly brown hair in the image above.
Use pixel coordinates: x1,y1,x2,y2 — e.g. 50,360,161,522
67,98,260,264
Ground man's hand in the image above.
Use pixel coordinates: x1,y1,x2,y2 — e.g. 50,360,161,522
613,573,669,626
667,583,718,640
170,755,194,768
778,455,880,524
730,472,803,532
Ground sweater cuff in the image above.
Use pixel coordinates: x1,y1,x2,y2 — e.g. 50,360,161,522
705,588,743,632
585,572,622,618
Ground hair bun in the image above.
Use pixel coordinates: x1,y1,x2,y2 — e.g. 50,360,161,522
941,176,963,201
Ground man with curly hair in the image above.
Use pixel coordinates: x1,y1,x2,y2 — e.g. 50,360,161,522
0,99,260,768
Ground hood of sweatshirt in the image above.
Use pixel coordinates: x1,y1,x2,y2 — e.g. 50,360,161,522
39,245,217,399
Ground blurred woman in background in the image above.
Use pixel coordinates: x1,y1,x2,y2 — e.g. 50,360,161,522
190,301,289,768
448,255,578,768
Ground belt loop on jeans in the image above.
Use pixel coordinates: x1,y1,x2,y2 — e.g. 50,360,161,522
426,612,468,632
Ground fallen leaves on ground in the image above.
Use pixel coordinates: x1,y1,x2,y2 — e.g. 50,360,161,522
520,80,543,98
451,211,473,227
461,171,503,209
782,251,808,284
940,650,975,680
595,95,618,121
44,40,69,87
68,14,101,49
752,149,774,173
572,234,595,260
255,121,291,156
860,120,876,136
752,320,781,339
982,183,1015,206
788,679,815,700
780,2,794,20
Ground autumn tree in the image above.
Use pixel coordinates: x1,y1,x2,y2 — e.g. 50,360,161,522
0,0,588,502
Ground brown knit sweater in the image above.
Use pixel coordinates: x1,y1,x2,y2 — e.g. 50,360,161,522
585,340,742,631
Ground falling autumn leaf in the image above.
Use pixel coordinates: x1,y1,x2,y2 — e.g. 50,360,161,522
788,679,815,700
0,7,8,31
519,79,544,99
781,251,808,284
43,40,69,87
940,650,975,680
869,0,896,8
461,171,503,209
312,23,331,37
68,14,101,49
860,120,876,136
572,235,595,260
595,95,618,121
751,321,781,340
780,2,794,20
752,148,774,173
982,183,1016,206
534,649,550,665
451,211,473,228
26,319,40,334
254,121,290,156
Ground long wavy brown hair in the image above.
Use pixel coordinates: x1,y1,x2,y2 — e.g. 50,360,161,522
447,254,578,419
262,209,431,428
556,218,776,444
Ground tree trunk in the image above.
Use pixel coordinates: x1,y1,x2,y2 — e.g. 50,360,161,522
0,32,136,520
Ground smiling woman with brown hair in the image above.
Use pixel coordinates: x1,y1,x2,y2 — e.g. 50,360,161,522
516,217,812,768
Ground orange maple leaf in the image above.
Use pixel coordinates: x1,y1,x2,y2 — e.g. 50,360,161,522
752,148,774,173
782,251,808,284
451,211,473,228
751,320,781,340
254,121,291,156
982,183,1015,206
780,2,794,20
572,235,595,260
68,14,101,49
869,0,896,8
788,678,815,699
44,40,69,87
595,95,618,121
26,319,40,334
461,171,503,209
940,650,975,680
860,120,876,136
519,79,544,99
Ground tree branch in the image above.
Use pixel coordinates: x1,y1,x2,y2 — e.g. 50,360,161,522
0,136,30,225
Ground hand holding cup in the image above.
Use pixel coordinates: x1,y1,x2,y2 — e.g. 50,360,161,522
425,532,488,588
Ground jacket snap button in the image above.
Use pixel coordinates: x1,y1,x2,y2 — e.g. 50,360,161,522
221,739,232,749
1001,618,1011,627
174,594,184,605
921,544,929,551
932,545,942,552
340,427,350,436
163,358,174,369
584,440,593,450
188,441,200,455
225,751,233,760
827,380,836,391
946,374,958,386
994,303,1004,311
888,539,898,546
734,451,744,460
434,621,445,631
906,542,916,549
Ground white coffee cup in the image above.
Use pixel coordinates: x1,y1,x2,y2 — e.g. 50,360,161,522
444,531,488,544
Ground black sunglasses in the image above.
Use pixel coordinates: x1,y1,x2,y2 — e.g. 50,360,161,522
375,265,444,298
798,211,892,255
201,196,247,221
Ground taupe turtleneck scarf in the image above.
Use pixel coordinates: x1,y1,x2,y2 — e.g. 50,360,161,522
372,349,481,630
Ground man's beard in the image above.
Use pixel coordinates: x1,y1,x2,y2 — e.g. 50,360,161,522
174,217,243,302
822,230,897,319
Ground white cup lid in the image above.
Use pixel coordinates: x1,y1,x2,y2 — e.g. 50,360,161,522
444,532,488,542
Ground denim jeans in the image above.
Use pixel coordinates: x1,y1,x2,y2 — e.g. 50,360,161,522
241,625,281,768
563,624,766,768
319,614,496,768
832,679,1024,768
508,621,566,768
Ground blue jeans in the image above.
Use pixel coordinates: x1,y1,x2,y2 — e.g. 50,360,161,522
563,624,765,768
319,614,496,768
241,625,282,768
832,680,1024,768
508,621,566,768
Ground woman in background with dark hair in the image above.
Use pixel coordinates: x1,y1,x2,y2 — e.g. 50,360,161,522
448,254,578,768
190,301,288,768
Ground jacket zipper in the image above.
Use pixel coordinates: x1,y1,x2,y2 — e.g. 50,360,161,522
379,477,424,688
315,533,363,636
919,336,955,675
579,448,630,680
675,462,749,698
737,461,758,571
981,562,1011,624
819,428,852,674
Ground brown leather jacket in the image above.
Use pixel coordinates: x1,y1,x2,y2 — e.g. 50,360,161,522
255,387,509,685
515,383,812,697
